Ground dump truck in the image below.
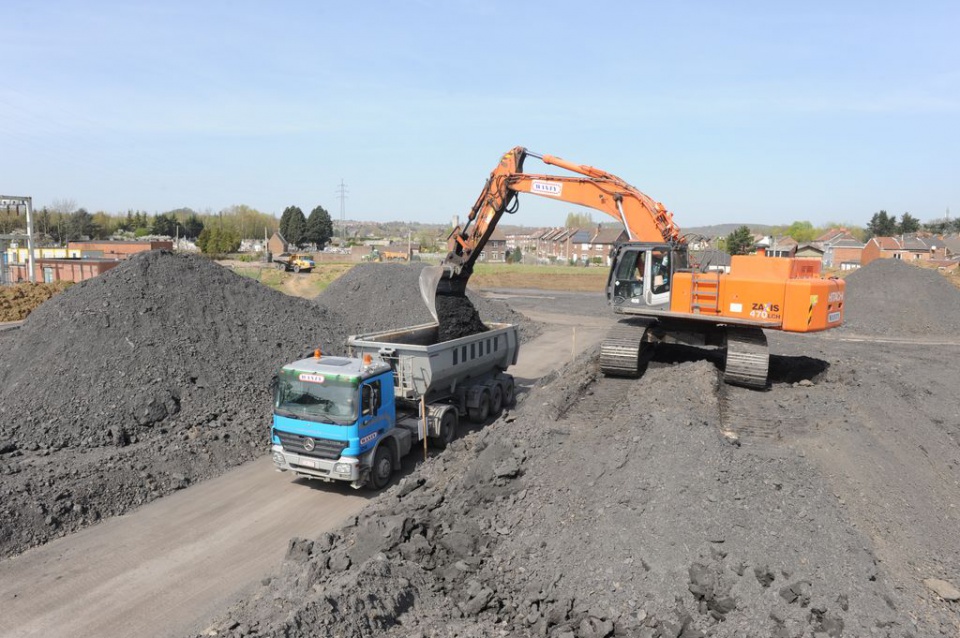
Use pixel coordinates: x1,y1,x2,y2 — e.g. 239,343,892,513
273,253,315,273
271,321,519,489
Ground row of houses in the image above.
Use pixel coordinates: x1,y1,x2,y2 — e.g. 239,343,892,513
442,226,629,265
471,225,960,270
757,229,960,270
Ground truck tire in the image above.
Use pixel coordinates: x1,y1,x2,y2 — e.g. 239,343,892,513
489,382,503,416
502,376,516,407
293,264,301,273
468,390,490,423
430,409,458,449
368,445,393,491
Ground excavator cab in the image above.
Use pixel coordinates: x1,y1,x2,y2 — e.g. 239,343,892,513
607,243,688,310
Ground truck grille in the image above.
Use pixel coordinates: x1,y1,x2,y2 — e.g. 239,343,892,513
276,431,348,460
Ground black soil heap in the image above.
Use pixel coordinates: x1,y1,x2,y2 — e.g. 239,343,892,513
841,258,960,336
435,294,488,341
315,262,537,343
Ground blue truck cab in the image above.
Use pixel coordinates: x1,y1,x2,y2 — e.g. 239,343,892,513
271,352,406,490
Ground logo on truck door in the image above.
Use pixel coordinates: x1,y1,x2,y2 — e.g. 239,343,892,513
299,373,325,384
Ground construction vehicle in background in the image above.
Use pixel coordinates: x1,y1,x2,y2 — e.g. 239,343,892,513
274,252,315,273
271,322,518,489
421,146,846,388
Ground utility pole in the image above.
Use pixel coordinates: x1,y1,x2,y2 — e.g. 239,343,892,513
336,180,348,245
1,195,35,282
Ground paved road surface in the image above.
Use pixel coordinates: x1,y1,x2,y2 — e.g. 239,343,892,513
0,307,613,638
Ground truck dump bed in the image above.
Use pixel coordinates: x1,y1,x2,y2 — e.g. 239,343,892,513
347,322,519,403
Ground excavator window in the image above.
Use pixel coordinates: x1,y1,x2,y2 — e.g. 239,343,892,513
651,250,670,295
612,249,645,302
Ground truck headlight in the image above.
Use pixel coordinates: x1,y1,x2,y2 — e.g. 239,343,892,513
273,452,286,467
334,463,351,475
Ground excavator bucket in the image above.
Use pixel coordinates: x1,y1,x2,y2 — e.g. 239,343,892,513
419,265,444,323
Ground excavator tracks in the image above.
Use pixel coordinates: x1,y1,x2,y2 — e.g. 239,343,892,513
722,327,769,389
599,320,652,378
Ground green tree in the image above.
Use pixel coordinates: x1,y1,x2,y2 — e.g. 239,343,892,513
785,220,817,242
183,214,204,239
196,227,240,255
565,211,593,229
279,205,306,246
65,208,98,241
726,226,754,255
898,212,920,234
152,212,180,237
304,205,334,248
866,210,897,239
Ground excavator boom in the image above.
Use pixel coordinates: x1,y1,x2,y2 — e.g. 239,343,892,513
436,147,682,291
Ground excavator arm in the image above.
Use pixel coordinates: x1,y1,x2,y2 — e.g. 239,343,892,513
433,146,684,299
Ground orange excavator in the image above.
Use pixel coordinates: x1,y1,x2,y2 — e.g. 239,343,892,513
421,146,845,388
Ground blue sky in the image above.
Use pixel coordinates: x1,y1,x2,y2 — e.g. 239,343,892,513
1,1,957,229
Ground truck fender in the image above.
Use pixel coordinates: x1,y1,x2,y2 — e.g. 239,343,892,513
364,430,410,469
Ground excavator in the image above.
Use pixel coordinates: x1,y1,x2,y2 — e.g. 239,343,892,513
420,146,845,388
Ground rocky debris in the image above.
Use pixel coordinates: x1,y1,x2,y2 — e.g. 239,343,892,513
923,578,960,602
0,254,537,559
841,258,960,336
196,355,912,637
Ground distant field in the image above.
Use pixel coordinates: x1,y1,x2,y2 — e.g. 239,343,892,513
225,262,354,298
469,263,608,293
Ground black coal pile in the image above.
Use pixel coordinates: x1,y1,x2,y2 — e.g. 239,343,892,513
0,251,345,557
435,294,488,342
198,354,909,638
315,262,540,343
841,259,960,336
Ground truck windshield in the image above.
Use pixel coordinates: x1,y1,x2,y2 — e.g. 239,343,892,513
274,369,358,425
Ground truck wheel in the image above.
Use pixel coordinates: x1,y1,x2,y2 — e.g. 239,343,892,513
368,445,393,491
293,264,301,273
489,383,503,416
468,390,490,423
431,409,458,449
502,377,516,407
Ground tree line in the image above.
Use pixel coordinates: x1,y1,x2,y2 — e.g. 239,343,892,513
0,201,335,255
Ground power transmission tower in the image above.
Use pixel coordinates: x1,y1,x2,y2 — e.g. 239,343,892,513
336,180,348,244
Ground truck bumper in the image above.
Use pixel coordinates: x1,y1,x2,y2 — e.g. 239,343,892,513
271,444,361,484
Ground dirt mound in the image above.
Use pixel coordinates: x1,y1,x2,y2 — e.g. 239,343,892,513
315,262,540,343
0,251,347,557
841,259,960,336
200,354,909,638
0,281,72,322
